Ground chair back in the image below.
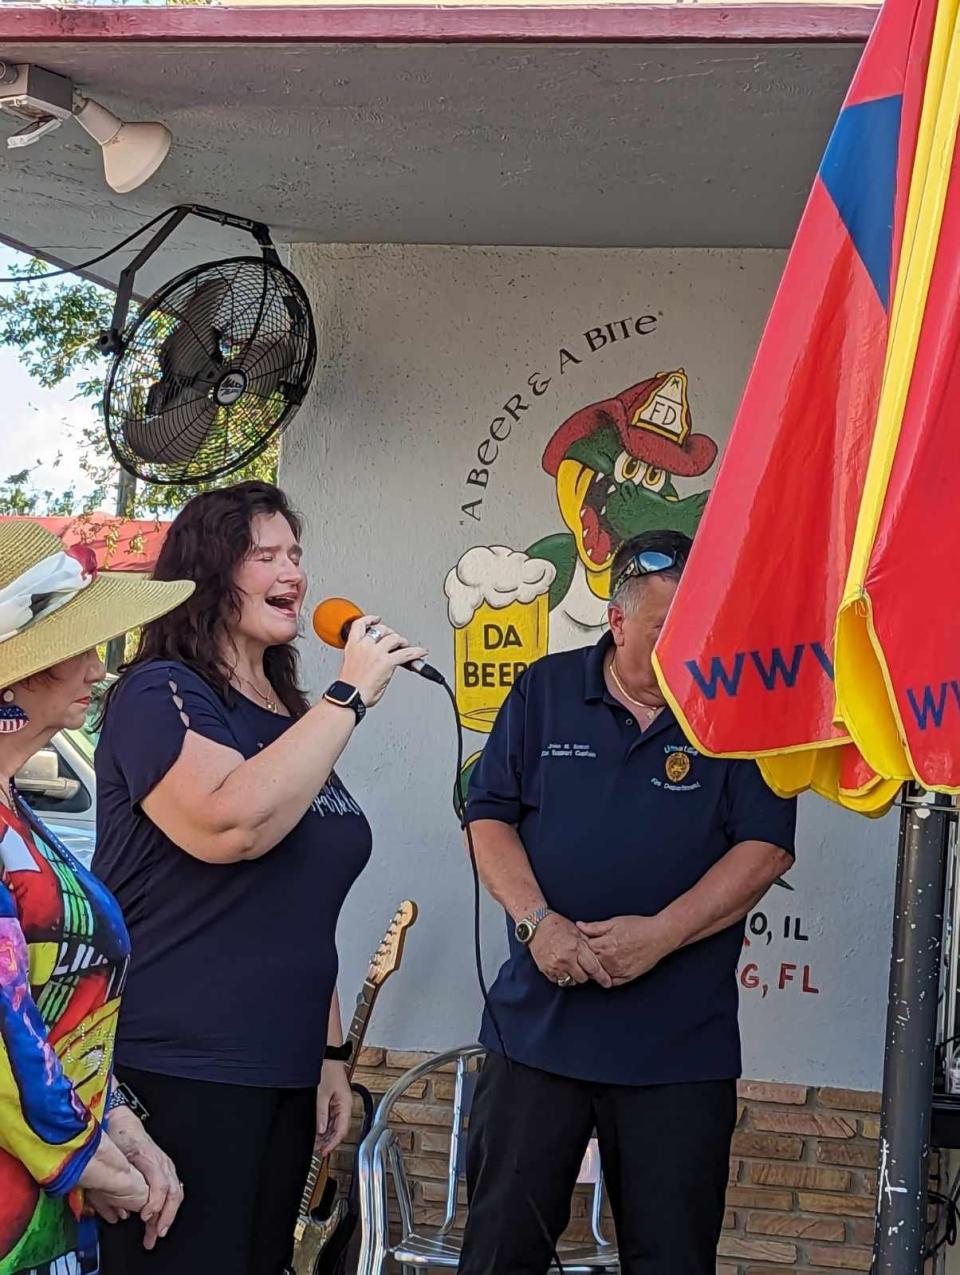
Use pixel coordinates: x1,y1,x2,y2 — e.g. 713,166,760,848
449,1054,606,1239
356,1044,617,1274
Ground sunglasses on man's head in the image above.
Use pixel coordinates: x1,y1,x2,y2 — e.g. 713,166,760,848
612,549,686,597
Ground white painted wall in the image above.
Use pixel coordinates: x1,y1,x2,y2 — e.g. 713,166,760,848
279,243,899,1092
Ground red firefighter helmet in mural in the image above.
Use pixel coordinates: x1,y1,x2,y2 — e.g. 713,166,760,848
542,369,718,480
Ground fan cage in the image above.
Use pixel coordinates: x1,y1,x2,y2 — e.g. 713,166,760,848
104,255,318,486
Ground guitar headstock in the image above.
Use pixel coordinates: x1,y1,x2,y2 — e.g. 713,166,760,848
367,900,418,987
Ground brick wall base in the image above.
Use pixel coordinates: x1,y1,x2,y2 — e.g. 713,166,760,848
334,1050,889,1273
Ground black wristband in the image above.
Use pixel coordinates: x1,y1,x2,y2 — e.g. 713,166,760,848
325,1042,352,1063
106,1085,129,1113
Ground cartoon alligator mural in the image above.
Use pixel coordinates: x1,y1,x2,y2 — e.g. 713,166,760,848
445,368,717,769
525,369,717,648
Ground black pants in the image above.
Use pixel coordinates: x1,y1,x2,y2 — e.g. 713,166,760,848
458,1053,736,1275
98,1066,315,1275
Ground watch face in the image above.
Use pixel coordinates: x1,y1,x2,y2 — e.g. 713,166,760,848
516,919,534,945
324,682,365,720
326,681,356,703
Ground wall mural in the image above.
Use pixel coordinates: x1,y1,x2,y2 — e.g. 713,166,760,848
444,368,716,744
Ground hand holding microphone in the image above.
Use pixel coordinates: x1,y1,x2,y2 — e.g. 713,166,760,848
313,597,442,709
340,616,428,706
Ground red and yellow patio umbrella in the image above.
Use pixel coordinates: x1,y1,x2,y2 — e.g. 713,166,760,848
653,0,960,815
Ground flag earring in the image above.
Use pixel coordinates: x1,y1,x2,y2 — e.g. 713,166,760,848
0,690,28,734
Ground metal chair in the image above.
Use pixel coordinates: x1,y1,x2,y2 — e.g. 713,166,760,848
356,1044,619,1274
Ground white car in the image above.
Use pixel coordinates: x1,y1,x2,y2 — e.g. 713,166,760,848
15,710,99,868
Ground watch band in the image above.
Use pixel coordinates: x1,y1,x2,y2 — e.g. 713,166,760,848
515,905,553,945
323,681,366,722
106,1080,150,1123
106,1085,129,1113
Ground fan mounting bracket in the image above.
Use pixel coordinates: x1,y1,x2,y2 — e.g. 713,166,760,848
99,204,280,358
102,206,317,488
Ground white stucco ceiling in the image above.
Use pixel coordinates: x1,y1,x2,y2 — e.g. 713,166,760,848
0,26,864,293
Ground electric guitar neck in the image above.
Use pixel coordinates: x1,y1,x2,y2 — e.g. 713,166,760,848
288,901,418,1275
296,979,375,1215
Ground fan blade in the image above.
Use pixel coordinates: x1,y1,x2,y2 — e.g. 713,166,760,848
177,276,232,335
123,394,220,465
158,277,231,382
237,334,298,400
157,324,220,387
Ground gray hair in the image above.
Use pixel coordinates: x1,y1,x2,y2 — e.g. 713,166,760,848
608,566,682,617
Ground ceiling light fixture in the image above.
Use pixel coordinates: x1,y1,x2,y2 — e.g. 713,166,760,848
0,62,172,193
73,96,171,195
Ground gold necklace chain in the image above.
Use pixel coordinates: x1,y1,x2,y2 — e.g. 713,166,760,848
240,676,280,715
608,658,663,719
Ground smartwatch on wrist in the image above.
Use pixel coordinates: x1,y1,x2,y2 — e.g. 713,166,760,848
515,905,553,946
323,680,366,723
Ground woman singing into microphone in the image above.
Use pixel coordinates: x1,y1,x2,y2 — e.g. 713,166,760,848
92,481,425,1275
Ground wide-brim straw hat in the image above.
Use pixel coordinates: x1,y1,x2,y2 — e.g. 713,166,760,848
0,519,194,688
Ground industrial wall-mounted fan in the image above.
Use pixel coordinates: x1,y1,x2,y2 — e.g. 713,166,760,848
101,205,317,486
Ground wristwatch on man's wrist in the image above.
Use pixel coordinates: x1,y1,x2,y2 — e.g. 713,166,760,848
323,680,366,723
515,905,553,946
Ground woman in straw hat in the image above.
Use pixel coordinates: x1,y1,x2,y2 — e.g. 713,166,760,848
0,518,193,1275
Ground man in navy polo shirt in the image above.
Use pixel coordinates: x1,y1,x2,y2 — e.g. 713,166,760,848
458,529,797,1275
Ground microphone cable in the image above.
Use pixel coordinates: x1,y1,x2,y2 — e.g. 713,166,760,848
309,601,569,1268
438,673,567,1274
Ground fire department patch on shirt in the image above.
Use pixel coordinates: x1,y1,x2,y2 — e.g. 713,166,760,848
665,751,691,783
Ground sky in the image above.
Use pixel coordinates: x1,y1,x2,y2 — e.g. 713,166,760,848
1,0,196,513
0,245,102,509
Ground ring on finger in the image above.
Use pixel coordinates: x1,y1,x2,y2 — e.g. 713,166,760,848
557,973,574,988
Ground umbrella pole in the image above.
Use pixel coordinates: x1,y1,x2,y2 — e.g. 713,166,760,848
873,786,952,1273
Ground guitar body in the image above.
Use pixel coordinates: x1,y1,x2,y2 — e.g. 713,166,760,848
286,1201,347,1275
287,1080,374,1274
286,904,417,1275
312,1207,356,1275
285,1176,342,1274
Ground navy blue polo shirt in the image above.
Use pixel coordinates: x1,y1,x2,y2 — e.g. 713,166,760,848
465,632,797,1087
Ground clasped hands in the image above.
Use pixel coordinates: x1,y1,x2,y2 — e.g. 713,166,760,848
528,911,678,989
82,1106,184,1251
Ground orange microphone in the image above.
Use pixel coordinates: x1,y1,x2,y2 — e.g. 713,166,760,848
312,596,444,684
312,597,363,648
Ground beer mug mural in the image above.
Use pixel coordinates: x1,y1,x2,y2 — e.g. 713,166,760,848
444,547,556,733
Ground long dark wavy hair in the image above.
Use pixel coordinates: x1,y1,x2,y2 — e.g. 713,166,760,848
104,482,310,719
